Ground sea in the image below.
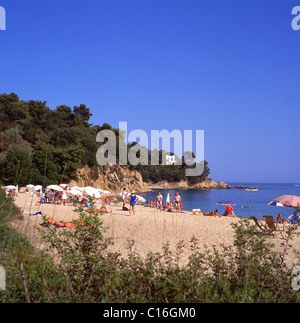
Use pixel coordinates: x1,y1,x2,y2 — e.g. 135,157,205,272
140,183,300,220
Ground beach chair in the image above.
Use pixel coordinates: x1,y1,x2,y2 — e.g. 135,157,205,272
250,216,273,236
263,215,285,239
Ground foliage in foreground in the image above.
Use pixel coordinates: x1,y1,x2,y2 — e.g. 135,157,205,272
0,204,300,303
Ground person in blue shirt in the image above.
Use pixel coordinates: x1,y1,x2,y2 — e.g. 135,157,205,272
128,190,137,216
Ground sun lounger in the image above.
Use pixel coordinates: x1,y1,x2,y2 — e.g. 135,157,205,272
263,215,285,239
250,216,273,236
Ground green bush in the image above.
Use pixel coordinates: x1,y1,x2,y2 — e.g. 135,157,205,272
0,188,23,224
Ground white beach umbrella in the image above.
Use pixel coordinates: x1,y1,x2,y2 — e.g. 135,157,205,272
5,185,16,190
70,188,83,196
47,184,64,192
102,190,111,194
166,193,170,204
72,186,85,191
34,185,43,191
136,195,146,203
84,186,100,198
59,184,68,188
26,184,34,188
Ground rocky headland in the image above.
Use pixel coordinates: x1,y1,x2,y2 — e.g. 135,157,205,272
68,165,259,193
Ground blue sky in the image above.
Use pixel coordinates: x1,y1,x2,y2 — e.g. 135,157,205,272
1,0,300,183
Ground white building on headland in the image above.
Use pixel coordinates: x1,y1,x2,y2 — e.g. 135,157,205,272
166,154,175,165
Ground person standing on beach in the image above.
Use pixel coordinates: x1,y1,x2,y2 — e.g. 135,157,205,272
173,192,182,213
62,188,68,206
128,190,137,216
121,187,127,210
155,192,163,211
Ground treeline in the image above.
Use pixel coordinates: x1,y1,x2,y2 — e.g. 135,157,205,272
0,93,210,186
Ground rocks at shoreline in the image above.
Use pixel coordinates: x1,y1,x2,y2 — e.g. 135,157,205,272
69,165,259,194
70,164,147,193
231,185,260,190
147,178,259,191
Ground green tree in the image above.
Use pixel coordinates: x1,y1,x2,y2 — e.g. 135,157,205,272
51,105,74,128
0,93,28,123
27,100,52,130
73,104,92,127
50,127,98,167
53,144,85,181
0,127,23,152
1,143,32,185
32,144,61,186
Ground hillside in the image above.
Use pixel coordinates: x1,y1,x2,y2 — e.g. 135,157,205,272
0,93,212,188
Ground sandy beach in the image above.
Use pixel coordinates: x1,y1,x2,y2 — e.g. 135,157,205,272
11,192,300,267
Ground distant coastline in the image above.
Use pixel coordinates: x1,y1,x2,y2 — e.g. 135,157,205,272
144,178,259,192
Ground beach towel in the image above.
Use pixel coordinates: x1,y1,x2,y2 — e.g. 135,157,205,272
41,215,89,229
26,211,48,216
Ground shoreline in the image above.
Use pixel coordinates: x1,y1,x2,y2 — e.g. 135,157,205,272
11,192,300,267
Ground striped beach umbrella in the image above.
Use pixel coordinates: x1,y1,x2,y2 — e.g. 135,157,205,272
268,195,300,208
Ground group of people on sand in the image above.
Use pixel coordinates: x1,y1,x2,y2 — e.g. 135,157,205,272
32,186,115,214
5,189,16,197
277,213,300,225
201,209,236,218
146,192,183,213
40,186,116,207
121,188,183,216
145,191,238,217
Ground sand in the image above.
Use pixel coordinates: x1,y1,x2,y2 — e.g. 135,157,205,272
11,192,300,267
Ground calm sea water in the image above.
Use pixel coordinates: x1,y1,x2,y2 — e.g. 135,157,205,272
140,183,300,220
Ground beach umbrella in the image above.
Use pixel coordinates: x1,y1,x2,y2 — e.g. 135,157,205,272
84,186,100,198
34,185,42,191
102,190,111,194
137,193,145,202
47,184,64,192
26,184,34,188
136,195,146,203
59,184,67,187
72,186,85,191
216,200,236,206
166,193,170,204
268,195,300,208
268,201,284,207
70,188,83,196
225,205,234,212
5,185,16,190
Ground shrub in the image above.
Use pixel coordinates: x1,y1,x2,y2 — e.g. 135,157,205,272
0,188,23,224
